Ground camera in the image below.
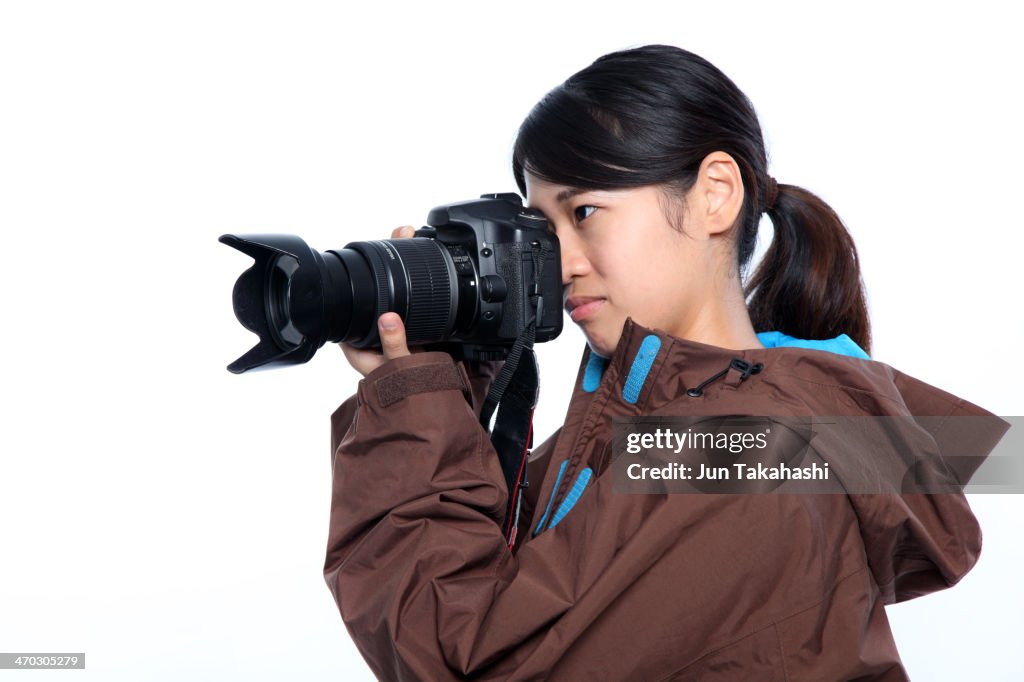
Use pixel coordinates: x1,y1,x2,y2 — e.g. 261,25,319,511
220,193,563,373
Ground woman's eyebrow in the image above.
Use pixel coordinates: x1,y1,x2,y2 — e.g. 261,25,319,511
556,187,588,203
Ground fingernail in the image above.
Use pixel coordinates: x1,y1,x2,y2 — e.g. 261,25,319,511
402,226,415,237
380,315,398,330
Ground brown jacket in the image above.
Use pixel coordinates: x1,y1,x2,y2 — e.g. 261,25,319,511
324,319,1006,681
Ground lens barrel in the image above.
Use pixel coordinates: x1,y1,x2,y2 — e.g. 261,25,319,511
339,238,459,348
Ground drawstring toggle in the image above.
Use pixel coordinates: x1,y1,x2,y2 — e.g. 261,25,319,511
687,358,764,397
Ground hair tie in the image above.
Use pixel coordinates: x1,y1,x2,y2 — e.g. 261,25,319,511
764,176,779,212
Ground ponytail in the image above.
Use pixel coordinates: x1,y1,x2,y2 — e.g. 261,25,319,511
744,184,872,353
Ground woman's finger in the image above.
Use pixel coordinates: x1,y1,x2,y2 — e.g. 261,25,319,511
377,313,411,361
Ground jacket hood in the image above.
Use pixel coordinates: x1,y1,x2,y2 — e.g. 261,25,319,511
571,318,1010,603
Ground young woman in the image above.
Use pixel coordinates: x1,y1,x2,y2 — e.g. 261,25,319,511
325,45,1003,680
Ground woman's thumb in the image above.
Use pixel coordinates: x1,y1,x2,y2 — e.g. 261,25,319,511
378,313,411,360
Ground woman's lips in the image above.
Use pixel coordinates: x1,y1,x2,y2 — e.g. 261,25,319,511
568,299,605,323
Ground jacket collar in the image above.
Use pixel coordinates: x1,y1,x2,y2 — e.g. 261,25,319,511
573,317,998,426
577,315,880,411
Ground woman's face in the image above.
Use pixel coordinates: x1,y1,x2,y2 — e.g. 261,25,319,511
525,173,717,358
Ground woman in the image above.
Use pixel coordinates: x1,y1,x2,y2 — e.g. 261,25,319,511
325,45,1003,680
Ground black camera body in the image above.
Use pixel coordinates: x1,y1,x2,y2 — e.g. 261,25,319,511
220,193,562,373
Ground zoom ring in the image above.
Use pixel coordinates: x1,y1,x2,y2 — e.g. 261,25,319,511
393,240,454,343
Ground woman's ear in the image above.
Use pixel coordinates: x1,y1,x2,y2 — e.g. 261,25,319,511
694,151,745,237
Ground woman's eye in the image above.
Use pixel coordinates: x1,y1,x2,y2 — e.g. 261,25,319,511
574,205,597,222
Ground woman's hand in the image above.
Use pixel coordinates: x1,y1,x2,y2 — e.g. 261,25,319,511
340,226,422,377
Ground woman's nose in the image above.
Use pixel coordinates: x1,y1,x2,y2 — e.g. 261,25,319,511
559,231,591,285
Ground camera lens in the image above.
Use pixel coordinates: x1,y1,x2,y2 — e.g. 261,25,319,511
220,233,465,373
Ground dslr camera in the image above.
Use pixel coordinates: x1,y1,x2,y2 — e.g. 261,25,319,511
221,193,563,373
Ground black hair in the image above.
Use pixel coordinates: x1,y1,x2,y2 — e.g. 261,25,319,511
512,44,871,352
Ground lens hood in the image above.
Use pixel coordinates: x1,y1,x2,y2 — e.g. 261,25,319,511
219,233,332,373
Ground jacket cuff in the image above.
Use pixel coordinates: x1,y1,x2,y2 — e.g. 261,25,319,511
358,352,472,408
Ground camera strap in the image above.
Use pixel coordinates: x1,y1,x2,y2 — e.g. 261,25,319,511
479,241,549,550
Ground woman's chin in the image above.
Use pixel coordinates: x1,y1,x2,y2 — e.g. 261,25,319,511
577,315,624,359
585,335,617,360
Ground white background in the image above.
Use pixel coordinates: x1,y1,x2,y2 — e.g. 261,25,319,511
1,1,1021,680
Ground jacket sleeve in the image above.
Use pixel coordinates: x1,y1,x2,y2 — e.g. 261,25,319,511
328,355,503,460
324,351,565,680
